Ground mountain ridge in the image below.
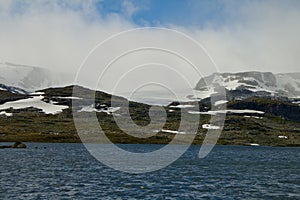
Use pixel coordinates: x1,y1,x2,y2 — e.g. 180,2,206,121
0,67,299,146
195,71,300,100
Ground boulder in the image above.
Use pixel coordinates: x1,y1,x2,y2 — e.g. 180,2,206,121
12,142,27,148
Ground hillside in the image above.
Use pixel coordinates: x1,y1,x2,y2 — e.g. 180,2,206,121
0,84,299,146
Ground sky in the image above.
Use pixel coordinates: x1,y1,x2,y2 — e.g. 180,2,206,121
0,0,300,93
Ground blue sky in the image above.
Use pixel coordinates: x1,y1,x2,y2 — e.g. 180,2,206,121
4,0,300,29
96,0,231,28
94,0,300,29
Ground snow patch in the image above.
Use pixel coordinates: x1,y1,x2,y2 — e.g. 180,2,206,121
0,96,68,114
188,109,264,115
30,92,44,95
226,109,264,114
160,129,186,134
78,105,95,112
244,115,263,119
278,135,288,139
170,105,194,108
292,101,300,105
224,79,241,90
202,124,221,130
0,111,13,117
78,104,120,115
214,100,228,106
153,129,186,134
57,96,83,100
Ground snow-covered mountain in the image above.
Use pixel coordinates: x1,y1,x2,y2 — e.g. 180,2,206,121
195,71,300,100
0,62,73,91
0,83,28,95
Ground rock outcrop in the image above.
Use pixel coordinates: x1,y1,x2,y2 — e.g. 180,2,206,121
0,142,27,149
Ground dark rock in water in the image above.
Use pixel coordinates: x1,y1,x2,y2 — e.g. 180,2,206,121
12,142,27,148
0,142,27,149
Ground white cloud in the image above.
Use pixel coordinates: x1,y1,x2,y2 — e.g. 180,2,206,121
0,0,299,94
122,0,139,18
0,0,134,73
189,0,300,73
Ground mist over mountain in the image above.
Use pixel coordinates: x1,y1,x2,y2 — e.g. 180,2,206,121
0,63,299,146
1,62,299,104
0,62,74,92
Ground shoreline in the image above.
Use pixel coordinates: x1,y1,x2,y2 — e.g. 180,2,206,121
1,140,300,147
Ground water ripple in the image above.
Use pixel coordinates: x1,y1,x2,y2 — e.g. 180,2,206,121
0,144,300,199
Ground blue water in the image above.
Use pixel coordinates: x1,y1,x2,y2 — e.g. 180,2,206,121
1,143,300,199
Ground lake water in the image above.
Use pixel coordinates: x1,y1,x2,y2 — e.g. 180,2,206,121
1,143,300,199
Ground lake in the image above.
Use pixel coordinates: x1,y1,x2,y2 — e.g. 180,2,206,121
1,143,300,199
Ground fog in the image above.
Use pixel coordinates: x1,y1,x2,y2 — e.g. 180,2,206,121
0,0,299,95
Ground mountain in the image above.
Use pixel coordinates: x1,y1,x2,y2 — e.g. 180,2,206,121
0,84,299,146
0,83,28,95
0,67,299,146
0,62,73,91
0,84,28,104
195,71,300,100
